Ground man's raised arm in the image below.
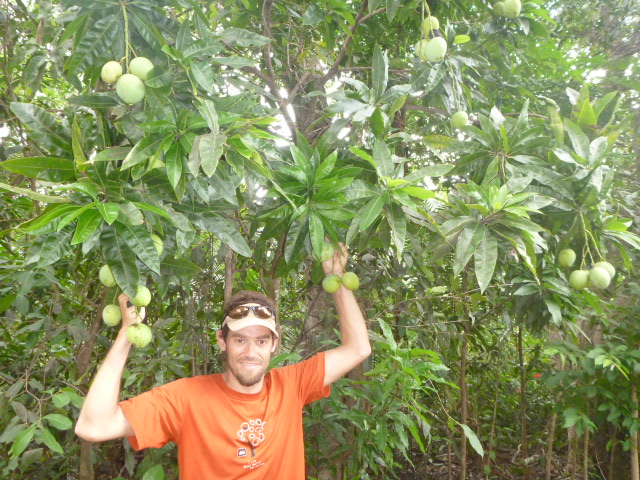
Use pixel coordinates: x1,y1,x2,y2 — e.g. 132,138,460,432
74,294,139,442
322,244,372,387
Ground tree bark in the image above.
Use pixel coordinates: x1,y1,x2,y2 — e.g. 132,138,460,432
582,423,589,480
566,426,579,479
75,289,106,480
545,409,558,480
518,325,530,480
223,247,235,305
631,380,639,480
459,329,468,480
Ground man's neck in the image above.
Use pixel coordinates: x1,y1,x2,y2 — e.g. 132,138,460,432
222,371,265,394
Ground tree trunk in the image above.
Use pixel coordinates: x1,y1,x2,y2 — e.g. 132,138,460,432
485,381,500,479
446,386,454,480
608,432,616,480
566,426,579,479
304,285,341,479
545,409,558,480
223,247,235,305
518,325,530,480
582,423,589,480
459,330,468,480
631,380,639,480
75,289,106,480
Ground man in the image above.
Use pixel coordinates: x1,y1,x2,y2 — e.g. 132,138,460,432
75,244,371,478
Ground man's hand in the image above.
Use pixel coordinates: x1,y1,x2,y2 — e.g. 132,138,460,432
118,293,146,329
322,242,348,276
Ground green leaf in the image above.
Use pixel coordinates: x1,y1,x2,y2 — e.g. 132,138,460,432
578,99,597,126
96,203,119,224
197,99,219,133
39,426,64,454
199,133,226,177
182,38,224,58
141,465,165,480
20,204,76,232
400,186,435,200
372,138,394,178
378,318,397,351
10,103,72,156
72,116,87,169
210,56,257,67
164,143,183,190
160,257,201,277
454,35,471,44
219,28,270,47
23,53,47,94
370,108,385,136
359,194,387,230
453,222,485,276
43,413,73,431
191,61,215,94
0,156,75,182
474,231,497,293
302,4,323,25
404,165,454,182
545,298,562,326
547,106,564,143
67,94,120,108
588,137,608,165
51,392,71,409
71,210,102,245
386,0,401,21
10,425,36,457
285,216,308,263
114,223,160,274
93,147,132,162
314,150,338,182
64,15,121,78
36,229,74,267
57,202,97,231
101,227,139,297
564,119,590,160
203,215,252,257
386,204,406,256
460,423,484,457
309,211,325,260
132,202,172,220
121,137,163,170
371,45,388,102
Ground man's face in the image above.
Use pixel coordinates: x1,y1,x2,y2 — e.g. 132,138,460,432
217,325,277,389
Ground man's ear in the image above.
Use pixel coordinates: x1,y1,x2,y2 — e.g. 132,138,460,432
271,335,279,353
216,330,226,351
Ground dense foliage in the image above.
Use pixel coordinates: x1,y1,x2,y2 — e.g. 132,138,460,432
1,0,639,479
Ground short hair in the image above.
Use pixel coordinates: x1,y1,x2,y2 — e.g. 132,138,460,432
223,290,278,319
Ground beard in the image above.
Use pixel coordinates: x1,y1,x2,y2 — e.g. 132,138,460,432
225,354,270,387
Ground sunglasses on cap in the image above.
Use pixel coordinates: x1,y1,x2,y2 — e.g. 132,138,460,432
226,304,275,320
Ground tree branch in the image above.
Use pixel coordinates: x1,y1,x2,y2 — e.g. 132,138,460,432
260,0,298,141
320,4,386,86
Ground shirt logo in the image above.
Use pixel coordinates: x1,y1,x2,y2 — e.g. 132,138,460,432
237,418,266,457
237,448,247,457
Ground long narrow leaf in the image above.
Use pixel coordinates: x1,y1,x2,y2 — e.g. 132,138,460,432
453,222,485,276
474,230,498,293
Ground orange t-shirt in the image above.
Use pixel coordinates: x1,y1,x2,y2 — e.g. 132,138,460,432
119,352,330,479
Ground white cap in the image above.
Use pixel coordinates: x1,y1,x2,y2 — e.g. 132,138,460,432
222,305,279,337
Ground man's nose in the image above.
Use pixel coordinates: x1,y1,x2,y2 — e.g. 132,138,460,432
244,341,257,355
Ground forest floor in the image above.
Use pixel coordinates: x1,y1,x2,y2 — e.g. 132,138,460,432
400,450,578,480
